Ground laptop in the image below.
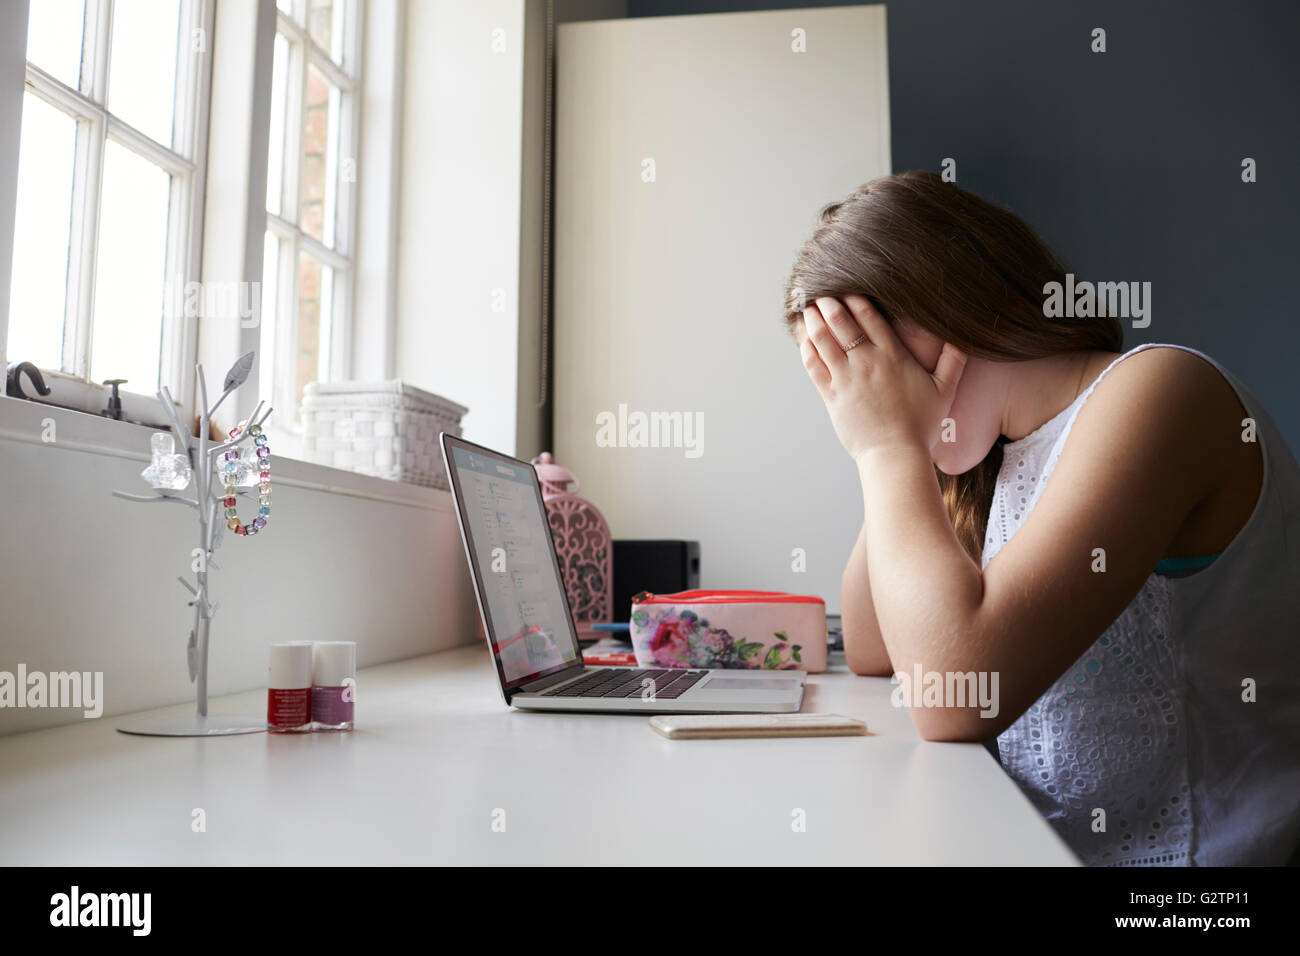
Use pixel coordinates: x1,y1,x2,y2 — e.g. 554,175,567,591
440,433,807,714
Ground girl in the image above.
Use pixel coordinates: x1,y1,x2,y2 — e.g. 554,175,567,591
785,170,1300,867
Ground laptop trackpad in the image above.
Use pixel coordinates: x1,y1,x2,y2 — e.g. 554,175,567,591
702,677,801,692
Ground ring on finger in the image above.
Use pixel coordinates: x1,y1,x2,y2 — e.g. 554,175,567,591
841,334,867,352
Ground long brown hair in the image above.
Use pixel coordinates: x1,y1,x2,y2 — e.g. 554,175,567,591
783,170,1122,561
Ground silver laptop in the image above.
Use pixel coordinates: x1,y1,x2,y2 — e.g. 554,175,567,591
441,433,806,714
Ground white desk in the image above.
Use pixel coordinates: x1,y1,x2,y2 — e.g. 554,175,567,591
0,647,1078,865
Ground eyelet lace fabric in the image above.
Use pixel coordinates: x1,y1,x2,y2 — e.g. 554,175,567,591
985,368,1193,866
978,344,1300,865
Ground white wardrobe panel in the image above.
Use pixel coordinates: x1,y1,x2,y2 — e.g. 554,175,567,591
554,6,890,613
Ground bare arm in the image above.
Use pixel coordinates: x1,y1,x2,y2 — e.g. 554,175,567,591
841,523,892,675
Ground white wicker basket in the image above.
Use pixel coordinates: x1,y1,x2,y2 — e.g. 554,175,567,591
299,380,469,489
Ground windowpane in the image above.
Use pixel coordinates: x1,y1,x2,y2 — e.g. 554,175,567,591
259,6,355,433
308,0,347,63
107,0,181,145
25,0,85,90
296,252,332,413
7,94,77,372
300,65,340,246
317,259,334,381
258,231,280,415
308,0,333,53
90,141,171,393
266,33,290,216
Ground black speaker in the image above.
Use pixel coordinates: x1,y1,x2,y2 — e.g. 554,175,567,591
612,540,700,622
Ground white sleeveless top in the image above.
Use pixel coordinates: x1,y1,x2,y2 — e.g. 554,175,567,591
985,343,1300,866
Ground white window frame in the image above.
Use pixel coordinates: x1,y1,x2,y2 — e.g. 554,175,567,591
14,0,213,422
263,0,362,433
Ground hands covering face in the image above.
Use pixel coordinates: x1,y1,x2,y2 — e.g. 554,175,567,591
797,295,968,463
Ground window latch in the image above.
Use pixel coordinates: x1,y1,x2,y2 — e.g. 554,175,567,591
102,379,127,420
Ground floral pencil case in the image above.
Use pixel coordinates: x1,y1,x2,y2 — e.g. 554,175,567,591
629,590,827,673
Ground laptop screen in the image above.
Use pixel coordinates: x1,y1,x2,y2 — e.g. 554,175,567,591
445,438,582,690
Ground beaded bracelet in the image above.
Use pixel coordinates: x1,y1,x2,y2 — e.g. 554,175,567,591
220,421,272,537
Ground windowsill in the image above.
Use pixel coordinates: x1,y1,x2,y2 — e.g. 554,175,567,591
7,368,176,427
0,392,453,512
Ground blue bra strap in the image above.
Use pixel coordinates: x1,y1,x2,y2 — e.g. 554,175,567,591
1154,553,1221,578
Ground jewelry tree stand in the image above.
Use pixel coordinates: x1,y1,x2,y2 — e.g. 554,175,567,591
113,352,273,736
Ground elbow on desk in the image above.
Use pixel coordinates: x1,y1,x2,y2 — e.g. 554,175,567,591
841,622,893,676
844,645,893,677
908,706,1006,743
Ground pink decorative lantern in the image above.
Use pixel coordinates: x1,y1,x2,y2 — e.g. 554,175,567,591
531,452,612,640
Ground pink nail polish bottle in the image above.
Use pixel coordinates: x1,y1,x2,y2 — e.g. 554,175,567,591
267,642,313,733
311,641,356,731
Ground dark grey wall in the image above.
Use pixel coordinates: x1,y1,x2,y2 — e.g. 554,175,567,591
624,0,1300,453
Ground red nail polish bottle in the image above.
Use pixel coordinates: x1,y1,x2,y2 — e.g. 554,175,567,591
268,642,313,733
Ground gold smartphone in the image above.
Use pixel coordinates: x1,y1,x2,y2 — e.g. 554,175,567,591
649,713,867,740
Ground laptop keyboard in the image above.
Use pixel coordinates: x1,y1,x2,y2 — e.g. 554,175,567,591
541,668,708,700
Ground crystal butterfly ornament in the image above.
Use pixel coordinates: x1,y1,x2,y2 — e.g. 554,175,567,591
212,452,261,488
141,432,193,490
